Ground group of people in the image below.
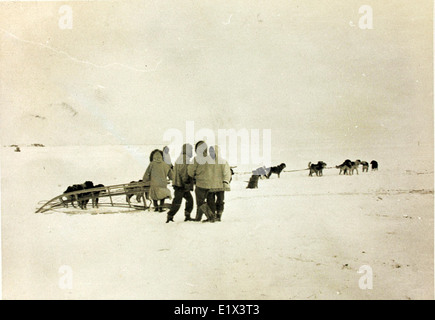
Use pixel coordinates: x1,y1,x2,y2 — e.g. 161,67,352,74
142,141,233,223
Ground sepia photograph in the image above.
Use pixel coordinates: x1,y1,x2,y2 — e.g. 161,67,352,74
0,0,433,302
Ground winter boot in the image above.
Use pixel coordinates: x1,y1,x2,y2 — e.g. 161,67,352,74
166,215,174,223
216,211,222,222
184,211,193,221
200,203,215,223
159,200,165,212
194,208,203,221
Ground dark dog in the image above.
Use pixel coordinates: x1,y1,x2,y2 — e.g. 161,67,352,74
81,181,97,209
266,163,286,178
338,159,360,175
63,181,93,209
63,184,84,208
79,181,106,209
336,163,350,175
350,160,361,175
91,184,105,208
370,160,378,171
125,180,147,204
308,161,327,176
246,175,260,189
339,159,353,175
63,181,104,209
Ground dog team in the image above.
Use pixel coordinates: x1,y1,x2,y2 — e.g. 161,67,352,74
63,181,105,210
333,159,378,176
307,159,378,176
248,159,378,185
309,159,378,176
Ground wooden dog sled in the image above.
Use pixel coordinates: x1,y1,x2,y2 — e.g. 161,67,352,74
35,181,151,213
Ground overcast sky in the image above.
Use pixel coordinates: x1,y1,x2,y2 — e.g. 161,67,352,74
0,0,433,149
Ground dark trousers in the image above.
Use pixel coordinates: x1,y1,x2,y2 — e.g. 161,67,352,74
216,191,225,216
167,186,193,218
207,191,225,218
194,186,209,221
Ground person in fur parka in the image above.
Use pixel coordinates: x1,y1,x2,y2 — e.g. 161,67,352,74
207,145,232,221
166,143,195,223
143,149,173,212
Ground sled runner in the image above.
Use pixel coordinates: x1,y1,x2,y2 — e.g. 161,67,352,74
35,181,151,213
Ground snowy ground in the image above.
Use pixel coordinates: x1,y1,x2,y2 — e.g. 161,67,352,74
1,144,433,299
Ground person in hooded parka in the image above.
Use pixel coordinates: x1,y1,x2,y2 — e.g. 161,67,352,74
207,145,232,221
187,141,215,222
165,143,195,223
143,149,173,212
162,145,173,169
